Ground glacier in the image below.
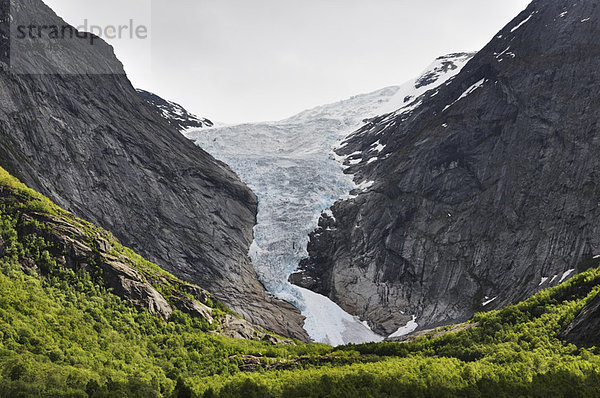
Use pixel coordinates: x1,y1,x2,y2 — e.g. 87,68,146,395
185,53,473,345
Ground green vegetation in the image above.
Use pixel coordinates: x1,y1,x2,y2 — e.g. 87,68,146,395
1,166,600,397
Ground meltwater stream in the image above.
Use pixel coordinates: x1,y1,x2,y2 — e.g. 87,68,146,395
185,54,472,345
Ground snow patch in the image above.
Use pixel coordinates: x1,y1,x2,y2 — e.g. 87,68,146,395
377,53,473,115
370,141,386,153
482,296,497,306
510,13,534,32
559,269,575,283
581,18,591,22
389,316,418,338
443,78,485,112
296,287,383,346
539,277,549,286
494,46,512,61
559,11,568,18
356,180,375,190
335,141,349,150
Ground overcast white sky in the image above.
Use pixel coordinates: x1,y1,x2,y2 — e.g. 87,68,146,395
43,0,530,123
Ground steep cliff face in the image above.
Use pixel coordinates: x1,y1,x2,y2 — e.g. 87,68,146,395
0,0,307,340
294,0,600,336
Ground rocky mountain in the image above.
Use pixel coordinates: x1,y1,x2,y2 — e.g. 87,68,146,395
185,53,473,345
0,0,307,340
4,0,600,395
293,0,600,336
137,89,214,132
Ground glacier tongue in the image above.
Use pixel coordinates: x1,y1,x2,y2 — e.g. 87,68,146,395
184,53,472,345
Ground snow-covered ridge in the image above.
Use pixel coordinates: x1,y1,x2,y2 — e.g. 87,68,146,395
336,53,475,175
377,53,475,115
184,53,473,345
137,89,213,132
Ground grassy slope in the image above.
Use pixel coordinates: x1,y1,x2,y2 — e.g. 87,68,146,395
1,166,600,397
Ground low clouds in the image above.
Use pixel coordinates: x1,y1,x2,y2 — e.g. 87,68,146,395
44,0,530,123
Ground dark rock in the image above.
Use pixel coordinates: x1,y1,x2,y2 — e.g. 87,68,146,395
0,0,307,340
294,0,600,335
20,257,39,275
561,294,600,346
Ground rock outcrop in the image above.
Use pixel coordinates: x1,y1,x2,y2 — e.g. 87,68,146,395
0,0,307,340
294,0,600,336
561,293,600,346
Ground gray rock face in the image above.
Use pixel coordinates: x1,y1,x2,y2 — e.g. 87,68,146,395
0,0,307,340
294,0,600,336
